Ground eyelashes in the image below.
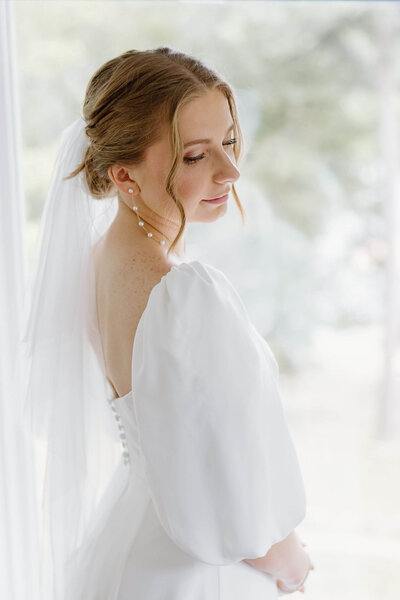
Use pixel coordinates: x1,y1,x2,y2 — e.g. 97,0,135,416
183,138,237,165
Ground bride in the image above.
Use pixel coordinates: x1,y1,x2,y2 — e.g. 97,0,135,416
22,47,314,599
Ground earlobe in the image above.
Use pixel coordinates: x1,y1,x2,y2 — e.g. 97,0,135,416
108,165,140,195
126,181,140,196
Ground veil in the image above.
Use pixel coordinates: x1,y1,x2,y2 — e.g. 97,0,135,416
17,116,123,599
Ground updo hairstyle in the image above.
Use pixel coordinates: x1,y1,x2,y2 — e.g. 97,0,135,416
65,47,244,256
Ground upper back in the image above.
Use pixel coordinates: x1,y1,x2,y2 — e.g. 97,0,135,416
93,227,174,398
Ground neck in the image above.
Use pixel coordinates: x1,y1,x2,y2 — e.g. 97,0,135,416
115,197,187,262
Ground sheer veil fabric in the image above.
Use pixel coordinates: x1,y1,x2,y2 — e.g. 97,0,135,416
18,117,124,599
17,117,307,600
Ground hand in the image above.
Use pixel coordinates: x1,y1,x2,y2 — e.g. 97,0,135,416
276,541,315,594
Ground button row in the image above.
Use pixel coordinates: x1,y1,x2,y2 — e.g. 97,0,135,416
109,399,130,465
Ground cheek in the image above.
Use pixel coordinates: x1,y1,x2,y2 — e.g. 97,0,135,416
176,170,204,203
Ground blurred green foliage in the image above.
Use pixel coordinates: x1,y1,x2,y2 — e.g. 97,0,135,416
14,0,400,370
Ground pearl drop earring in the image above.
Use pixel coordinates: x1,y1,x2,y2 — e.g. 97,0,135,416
128,188,166,248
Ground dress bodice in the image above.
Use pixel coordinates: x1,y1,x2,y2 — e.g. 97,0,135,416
67,259,307,600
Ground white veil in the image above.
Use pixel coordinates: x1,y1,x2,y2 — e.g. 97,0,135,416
18,116,123,599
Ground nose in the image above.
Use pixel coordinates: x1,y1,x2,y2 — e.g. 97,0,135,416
213,148,240,186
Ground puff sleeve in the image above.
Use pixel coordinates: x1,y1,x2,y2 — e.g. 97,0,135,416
131,260,306,566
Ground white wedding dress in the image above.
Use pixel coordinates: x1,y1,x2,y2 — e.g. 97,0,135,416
66,259,306,600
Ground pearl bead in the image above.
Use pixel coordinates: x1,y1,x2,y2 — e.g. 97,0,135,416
130,204,166,247
128,188,133,194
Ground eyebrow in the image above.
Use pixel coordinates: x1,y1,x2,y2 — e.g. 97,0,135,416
183,123,235,149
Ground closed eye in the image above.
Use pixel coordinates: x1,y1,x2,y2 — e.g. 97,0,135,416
184,138,237,165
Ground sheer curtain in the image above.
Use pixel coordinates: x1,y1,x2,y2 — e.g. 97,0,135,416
0,2,40,599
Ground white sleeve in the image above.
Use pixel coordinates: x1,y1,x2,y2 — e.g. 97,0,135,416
131,261,306,566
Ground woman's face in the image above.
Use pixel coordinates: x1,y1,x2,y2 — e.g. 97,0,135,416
131,87,241,224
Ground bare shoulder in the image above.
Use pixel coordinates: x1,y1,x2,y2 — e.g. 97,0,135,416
93,232,174,398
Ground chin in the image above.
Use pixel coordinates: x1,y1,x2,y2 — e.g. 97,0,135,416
194,202,228,223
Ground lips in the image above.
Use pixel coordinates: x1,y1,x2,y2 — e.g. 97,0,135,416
205,192,230,201
202,193,229,205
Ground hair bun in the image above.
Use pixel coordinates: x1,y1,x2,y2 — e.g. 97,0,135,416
83,145,113,199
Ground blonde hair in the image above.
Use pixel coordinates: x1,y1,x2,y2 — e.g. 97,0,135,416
65,47,245,256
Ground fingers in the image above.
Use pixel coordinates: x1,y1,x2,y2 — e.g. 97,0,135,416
276,578,305,594
275,553,316,594
301,539,316,570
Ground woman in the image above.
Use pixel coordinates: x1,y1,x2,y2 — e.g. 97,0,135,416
23,47,314,599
